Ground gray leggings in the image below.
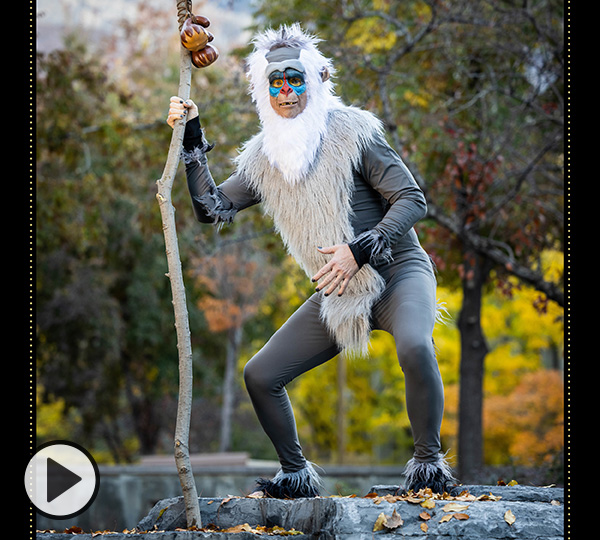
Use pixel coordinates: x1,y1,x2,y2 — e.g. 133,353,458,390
243,269,444,473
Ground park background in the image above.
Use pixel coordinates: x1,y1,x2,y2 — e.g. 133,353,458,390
35,0,564,499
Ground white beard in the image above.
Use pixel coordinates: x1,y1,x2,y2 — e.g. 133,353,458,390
259,93,341,184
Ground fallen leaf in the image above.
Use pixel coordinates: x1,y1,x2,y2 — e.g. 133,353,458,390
63,526,84,534
246,491,264,499
420,498,436,509
507,479,519,486
404,495,424,504
551,500,561,506
439,514,453,523
477,492,502,501
416,487,434,498
420,522,429,532
373,512,388,532
442,502,470,513
454,513,470,520
385,509,404,529
254,525,304,536
504,509,516,526
223,523,253,533
419,511,432,521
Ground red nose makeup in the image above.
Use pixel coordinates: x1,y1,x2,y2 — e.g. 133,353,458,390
280,78,293,96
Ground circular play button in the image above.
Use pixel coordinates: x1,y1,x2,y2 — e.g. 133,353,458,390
24,440,100,519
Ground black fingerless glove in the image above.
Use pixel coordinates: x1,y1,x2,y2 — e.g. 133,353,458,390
348,229,393,268
183,116,214,153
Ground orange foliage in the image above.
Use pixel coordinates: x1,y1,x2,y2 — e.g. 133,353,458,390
483,370,563,467
193,251,266,333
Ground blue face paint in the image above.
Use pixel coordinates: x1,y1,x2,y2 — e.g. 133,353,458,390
269,68,306,97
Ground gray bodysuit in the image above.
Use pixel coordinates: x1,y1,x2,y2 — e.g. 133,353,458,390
182,115,445,489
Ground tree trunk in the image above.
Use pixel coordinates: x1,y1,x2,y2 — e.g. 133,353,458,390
457,251,491,483
154,0,201,528
219,325,242,453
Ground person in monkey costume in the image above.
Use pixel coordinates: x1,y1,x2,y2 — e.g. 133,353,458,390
167,23,454,498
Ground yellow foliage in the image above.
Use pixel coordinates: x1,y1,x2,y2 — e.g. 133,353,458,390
414,1,432,20
346,18,397,54
484,343,540,396
540,250,563,283
36,385,81,442
403,89,431,109
440,383,459,448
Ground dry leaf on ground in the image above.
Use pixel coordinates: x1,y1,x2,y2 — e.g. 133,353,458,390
385,509,404,529
223,523,253,533
373,512,388,532
420,498,435,509
504,509,516,526
372,509,403,531
442,502,470,513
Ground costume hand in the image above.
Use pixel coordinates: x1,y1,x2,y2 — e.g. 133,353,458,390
166,96,199,128
312,244,359,297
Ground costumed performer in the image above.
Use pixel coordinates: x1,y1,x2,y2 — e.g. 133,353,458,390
167,23,454,497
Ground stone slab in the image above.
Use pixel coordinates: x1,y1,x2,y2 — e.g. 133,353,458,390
36,484,564,539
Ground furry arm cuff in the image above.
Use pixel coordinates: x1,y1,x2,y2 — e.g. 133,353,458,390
348,230,393,268
182,118,259,224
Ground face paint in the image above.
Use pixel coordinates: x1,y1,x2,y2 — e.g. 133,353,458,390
269,68,306,97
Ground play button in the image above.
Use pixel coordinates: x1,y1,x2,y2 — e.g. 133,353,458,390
46,457,82,503
25,440,100,519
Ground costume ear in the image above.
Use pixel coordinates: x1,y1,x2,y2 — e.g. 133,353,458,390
320,67,330,83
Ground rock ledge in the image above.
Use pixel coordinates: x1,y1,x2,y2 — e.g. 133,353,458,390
36,484,564,539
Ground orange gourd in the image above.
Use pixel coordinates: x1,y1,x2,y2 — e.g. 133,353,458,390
180,14,219,68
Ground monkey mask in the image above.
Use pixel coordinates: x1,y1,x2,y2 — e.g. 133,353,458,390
246,24,342,184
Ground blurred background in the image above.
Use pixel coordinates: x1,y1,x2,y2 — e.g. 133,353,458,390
35,0,564,517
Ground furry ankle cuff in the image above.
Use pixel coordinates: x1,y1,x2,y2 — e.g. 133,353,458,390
404,453,456,494
256,462,323,499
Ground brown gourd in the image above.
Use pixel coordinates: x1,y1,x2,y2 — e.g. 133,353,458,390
180,14,219,68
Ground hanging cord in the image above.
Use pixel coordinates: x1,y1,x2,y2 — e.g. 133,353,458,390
176,0,193,30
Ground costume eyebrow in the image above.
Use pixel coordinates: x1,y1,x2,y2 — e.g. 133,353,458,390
284,68,304,80
268,71,286,84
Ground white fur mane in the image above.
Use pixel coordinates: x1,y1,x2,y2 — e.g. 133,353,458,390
245,23,343,184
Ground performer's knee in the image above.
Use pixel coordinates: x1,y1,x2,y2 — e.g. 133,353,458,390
243,358,278,394
396,335,436,379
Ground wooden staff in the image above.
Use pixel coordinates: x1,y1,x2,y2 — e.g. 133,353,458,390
155,0,218,529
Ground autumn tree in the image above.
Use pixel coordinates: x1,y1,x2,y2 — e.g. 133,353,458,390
35,6,264,460
36,37,180,460
191,232,277,452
